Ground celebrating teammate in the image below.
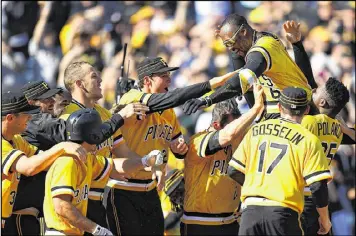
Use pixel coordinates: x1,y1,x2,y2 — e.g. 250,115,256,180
228,87,332,235
43,108,164,235
182,84,265,235
183,13,312,122
1,91,86,234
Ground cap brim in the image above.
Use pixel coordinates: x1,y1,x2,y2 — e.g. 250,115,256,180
21,105,41,114
154,66,179,74
36,88,62,100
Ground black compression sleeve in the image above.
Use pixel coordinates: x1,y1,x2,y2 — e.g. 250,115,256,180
227,166,245,186
209,51,267,104
99,114,125,141
341,128,356,144
205,131,224,156
146,81,211,113
310,180,329,208
292,41,318,89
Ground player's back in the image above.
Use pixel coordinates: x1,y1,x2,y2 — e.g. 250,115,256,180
234,118,328,214
248,33,312,118
302,114,343,161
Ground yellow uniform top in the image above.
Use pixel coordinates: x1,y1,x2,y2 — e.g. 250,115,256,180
301,114,343,196
183,131,241,225
43,154,113,235
2,135,38,218
108,89,182,191
60,100,124,200
229,118,332,214
247,33,312,118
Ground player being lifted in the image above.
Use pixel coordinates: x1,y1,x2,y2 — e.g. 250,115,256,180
183,13,312,122
228,87,332,235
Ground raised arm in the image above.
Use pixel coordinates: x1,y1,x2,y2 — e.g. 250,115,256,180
183,51,267,115
283,20,318,89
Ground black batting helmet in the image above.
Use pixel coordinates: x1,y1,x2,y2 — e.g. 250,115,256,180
66,108,104,144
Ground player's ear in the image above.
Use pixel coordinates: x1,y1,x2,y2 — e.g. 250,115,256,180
277,103,282,112
143,76,151,87
319,98,327,108
212,121,221,130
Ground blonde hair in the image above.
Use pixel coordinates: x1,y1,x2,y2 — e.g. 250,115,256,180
64,61,92,92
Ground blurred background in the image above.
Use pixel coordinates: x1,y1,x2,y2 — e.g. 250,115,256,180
1,1,355,235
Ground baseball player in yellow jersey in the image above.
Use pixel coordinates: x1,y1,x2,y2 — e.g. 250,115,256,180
300,77,350,235
228,87,333,235
106,57,242,235
182,85,265,235
59,61,152,231
1,91,87,234
44,109,164,235
183,13,312,121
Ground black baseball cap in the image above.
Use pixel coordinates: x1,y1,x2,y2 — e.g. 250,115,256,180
2,91,41,116
22,81,62,101
279,87,309,114
137,57,179,80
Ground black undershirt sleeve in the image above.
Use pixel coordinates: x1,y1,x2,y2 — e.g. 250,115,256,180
292,41,318,89
227,166,245,186
145,81,211,113
310,179,329,208
209,51,267,104
205,131,224,156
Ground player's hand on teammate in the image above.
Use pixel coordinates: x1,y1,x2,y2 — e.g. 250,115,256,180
283,20,302,44
318,217,332,235
183,97,208,115
170,138,188,155
253,84,265,115
116,102,150,119
58,142,87,162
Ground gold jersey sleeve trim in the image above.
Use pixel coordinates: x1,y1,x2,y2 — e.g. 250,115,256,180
2,149,25,176
247,46,272,71
229,158,246,174
198,132,215,158
140,93,152,105
93,158,113,181
304,170,332,186
113,134,124,147
51,186,75,197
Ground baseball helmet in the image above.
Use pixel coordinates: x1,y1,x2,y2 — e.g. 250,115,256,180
66,108,104,145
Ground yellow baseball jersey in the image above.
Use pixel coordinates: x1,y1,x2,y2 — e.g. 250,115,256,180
43,154,113,235
2,135,38,218
60,99,124,200
183,131,241,225
301,114,343,196
247,33,312,118
229,118,332,214
107,89,182,191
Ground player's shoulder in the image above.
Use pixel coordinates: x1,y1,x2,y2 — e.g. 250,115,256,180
59,102,79,120
119,89,145,105
94,104,111,116
254,31,281,48
302,115,318,124
188,130,214,147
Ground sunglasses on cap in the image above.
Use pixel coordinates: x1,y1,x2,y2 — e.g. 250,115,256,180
223,24,244,48
150,71,171,78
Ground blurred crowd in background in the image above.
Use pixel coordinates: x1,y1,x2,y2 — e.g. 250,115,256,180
2,1,355,235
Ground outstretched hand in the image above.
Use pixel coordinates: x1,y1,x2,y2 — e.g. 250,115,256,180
183,98,207,115
283,20,302,44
